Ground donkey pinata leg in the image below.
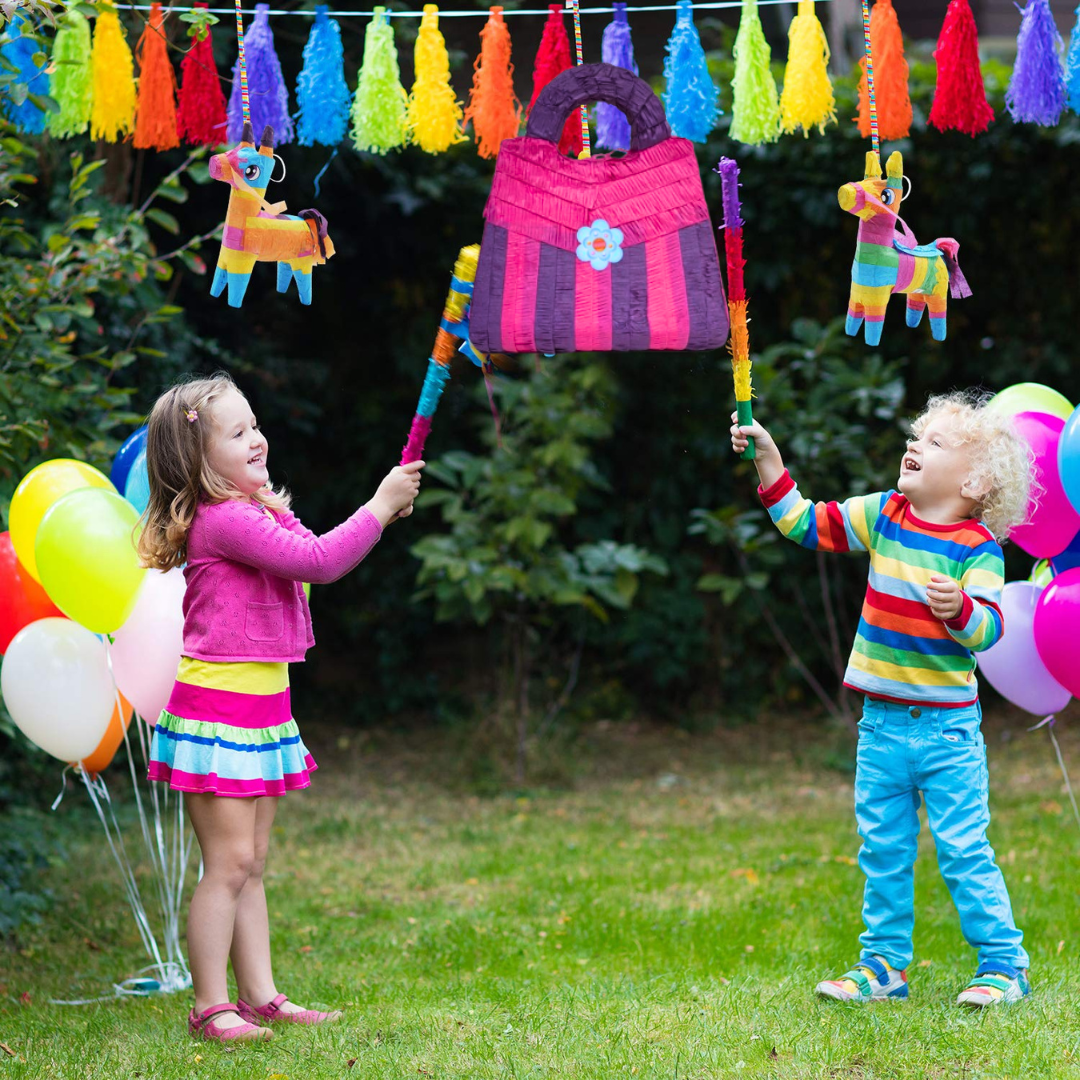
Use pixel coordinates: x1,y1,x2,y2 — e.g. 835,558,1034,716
276,262,294,295
905,295,926,328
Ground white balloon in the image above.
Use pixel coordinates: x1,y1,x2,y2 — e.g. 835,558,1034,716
110,567,185,725
1,618,115,762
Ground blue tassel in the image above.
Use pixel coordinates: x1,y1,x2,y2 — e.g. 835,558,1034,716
297,6,351,146
597,2,637,151
1,12,50,134
662,0,720,143
1006,0,1065,125
1066,5,1080,114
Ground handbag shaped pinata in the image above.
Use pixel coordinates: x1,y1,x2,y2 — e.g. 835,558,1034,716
470,63,728,355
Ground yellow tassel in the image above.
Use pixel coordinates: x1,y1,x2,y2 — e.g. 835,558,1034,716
406,4,466,153
91,2,137,142
779,0,835,137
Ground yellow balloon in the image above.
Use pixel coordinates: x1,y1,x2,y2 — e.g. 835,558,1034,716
9,459,115,582
35,488,145,634
986,383,1073,422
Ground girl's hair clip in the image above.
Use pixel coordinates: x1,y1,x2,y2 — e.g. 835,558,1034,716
185,408,199,423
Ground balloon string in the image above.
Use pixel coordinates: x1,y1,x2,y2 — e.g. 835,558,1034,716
1028,714,1080,834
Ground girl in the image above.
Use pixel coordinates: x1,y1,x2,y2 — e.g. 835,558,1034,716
139,373,423,1043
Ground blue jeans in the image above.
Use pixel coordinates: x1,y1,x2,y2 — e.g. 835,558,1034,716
854,697,1029,971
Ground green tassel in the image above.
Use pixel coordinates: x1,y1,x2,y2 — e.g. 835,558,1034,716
48,9,93,137
730,0,780,144
350,7,407,154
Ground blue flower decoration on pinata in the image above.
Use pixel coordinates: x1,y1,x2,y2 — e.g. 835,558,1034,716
576,219,624,271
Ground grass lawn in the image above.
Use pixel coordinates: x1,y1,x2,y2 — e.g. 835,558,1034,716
2,709,1079,1079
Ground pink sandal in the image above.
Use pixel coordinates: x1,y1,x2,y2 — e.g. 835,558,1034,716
237,993,343,1026
188,1002,274,1043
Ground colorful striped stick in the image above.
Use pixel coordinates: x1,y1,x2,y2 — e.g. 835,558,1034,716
716,156,754,460
400,244,481,465
565,0,591,158
233,0,250,127
860,0,879,159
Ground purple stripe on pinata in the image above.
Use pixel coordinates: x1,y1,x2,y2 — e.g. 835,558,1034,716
472,222,508,354
610,242,650,351
534,243,561,355
551,244,577,353
680,220,728,350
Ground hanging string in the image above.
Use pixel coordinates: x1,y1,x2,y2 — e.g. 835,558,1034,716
1029,715,1080,834
566,0,591,159
233,0,250,128
860,0,878,158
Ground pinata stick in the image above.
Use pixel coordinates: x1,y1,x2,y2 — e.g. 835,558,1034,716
400,244,481,465
717,157,754,461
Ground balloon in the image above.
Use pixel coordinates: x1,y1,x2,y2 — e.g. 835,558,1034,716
1059,404,1080,515
111,568,185,725
1029,559,1054,588
987,383,1074,422
0,531,63,653
1010,411,1080,559
1034,568,1080,698
1,618,115,762
9,459,115,582
81,694,134,776
124,448,150,516
1051,529,1080,576
35,489,145,634
976,582,1071,715
110,426,148,496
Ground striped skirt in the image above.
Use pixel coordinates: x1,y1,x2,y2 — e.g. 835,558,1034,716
147,658,317,798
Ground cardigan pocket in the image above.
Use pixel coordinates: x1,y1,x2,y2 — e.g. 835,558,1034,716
245,601,284,642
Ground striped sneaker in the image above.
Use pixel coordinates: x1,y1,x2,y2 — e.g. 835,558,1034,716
815,956,909,1002
957,962,1031,1007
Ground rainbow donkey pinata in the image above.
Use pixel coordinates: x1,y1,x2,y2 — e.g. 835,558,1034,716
209,122,335,308
839,151,969,345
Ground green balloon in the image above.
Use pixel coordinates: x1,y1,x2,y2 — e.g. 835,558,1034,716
35,488,145,634
986,383,1073,422
302,581,311,600
1029,560,1054,588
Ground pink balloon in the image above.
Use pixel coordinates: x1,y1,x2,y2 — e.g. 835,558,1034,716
110,568,185,725
1033,568,1080,698
1010,411,1080,558
976,582,1071,715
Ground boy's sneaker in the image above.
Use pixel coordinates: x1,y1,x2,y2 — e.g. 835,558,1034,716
815,956,909,1002
956,961,1031,1007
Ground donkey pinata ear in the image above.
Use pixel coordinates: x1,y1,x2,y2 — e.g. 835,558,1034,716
241,120,255,145
260,125,275,151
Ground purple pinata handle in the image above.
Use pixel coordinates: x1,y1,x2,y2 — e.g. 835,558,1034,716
717,157,743,231
526,63,671,152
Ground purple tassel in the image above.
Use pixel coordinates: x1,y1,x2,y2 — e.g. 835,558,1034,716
1006,0,1065,126
227,2,294,143
596,2,637,151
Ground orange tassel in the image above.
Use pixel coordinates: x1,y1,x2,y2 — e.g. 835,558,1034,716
463,6,521,159
134,1,179,150
856,0,911,140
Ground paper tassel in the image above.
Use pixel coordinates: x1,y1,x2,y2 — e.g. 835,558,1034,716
134,2,179,150
779,0,835,136
47,9,91,137
1,12,50,134
1067,7,1080,114
596,2,637,151
227,2,293,144
297,5,351,146
928,0,993,136
406,5,466,154
1006,0,1065,126
91,2,137,143
730,0,780,144
176,2,227,146
463,7,521,160
856,0,911,140
528,4,581,157
662,0,720,143
350,7,407,154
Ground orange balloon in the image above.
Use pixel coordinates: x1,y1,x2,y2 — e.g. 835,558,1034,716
78,693,134,777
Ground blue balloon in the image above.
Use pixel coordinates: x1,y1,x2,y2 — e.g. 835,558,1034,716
124,449,150,516
1050,529,1080,576
1060,405,1080,516
111,427,148,495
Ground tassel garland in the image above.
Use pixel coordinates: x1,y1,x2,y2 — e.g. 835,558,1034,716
1067,7,1080,114
407,5,466,154
730,0,780,144
177,2,227,146
596,2,637,151
528,4,581,157
91,2,137,143
463,6,521,159
134,2,179,150
928,0,993,136
779,0,835,136
856,0,911,141
297,5,351,146
1006,0,1065,126
47,9,91,138
662,0,720,143
351,7,407,154
227,2,293,144
1,12,50,135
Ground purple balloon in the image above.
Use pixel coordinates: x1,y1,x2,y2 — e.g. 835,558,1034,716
977,581,1072,715
1034,568,1080,699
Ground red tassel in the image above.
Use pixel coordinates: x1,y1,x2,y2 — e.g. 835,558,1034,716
134,1,178,150
176,1,227,146
928,0,993,136
856,0,911,140
528,4,581,157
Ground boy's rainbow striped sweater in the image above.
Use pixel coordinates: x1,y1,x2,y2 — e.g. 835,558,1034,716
760,470,1004,707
